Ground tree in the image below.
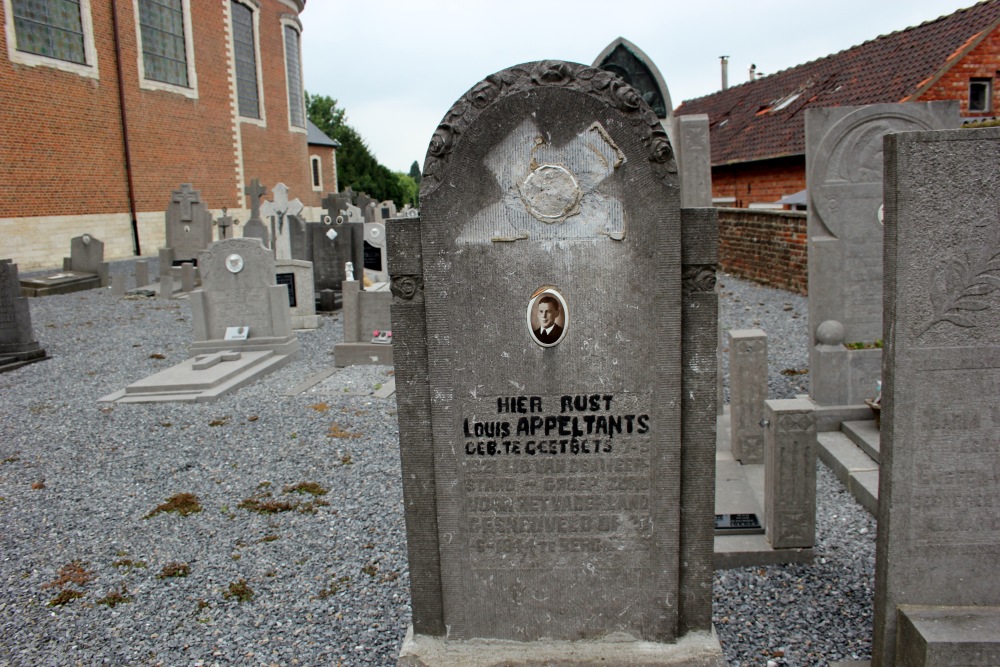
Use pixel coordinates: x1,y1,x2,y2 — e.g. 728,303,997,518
408,160,422,186
306,92,412,207
395,172,418,207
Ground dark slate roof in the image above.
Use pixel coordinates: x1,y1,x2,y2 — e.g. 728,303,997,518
674,1,1000,165
307,120,340,147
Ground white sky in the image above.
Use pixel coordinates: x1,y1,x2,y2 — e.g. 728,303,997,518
299,0,979,173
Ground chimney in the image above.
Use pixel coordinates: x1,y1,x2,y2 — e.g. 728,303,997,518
720,56,729,90
749,63,757,82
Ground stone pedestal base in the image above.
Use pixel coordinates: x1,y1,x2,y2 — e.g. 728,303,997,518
398,628,726,667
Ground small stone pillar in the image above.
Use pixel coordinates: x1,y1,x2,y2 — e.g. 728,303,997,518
342,280,360,343
158,247,175,278
158,274,174,300
135,260,149,288
181,262,196,293
98,262,110,287
729,328,767,463
111,275,126,296
764,398,816,549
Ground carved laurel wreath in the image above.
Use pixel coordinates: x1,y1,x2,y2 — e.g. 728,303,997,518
420,60,677,197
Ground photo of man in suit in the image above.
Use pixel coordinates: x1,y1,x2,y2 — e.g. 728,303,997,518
532,294,564,345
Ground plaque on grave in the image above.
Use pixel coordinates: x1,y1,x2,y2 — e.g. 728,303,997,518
714,513,764,535
390,60,721,663
275,272,297,307
363,241,382,272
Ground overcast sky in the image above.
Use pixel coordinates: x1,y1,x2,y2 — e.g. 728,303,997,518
299,1,979,173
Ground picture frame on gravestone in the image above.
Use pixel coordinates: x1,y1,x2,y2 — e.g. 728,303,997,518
224,326,249,341
527,287,568,347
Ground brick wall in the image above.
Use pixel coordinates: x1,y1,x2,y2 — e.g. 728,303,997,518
710,155,806,208
0,0,309,270
717,208,808,294
918,25,1000,116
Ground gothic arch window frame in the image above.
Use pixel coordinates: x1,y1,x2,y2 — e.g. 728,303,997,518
4,0,99,79
132,0,198,98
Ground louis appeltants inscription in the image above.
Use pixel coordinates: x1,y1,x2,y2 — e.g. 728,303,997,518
462,393,650,456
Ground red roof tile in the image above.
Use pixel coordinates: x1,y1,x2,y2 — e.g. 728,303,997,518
675,1,1000,165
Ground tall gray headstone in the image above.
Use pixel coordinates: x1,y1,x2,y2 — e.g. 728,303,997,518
189,238,298,358
874,126,1000,666
729,329,767,464
165,183,214,265
805,102,958,424
390,60,721,664
0,260,47,371
260,183,304,261
68,234,105,274
314,194,364,293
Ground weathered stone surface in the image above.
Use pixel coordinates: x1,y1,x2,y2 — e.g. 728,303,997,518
68,234,104,274
389,60,718,661
274,259,318,329
896,605,1000,667
164,183,213,264
729,329,767,463
764,398,816,549
874,126,1000,667
189,238,297,357
805,102,958,414
0,259,47,370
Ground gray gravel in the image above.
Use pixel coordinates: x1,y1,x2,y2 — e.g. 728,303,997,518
1,263,876,666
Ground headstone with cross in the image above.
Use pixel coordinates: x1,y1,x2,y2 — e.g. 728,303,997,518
261,183,304,261
214,208,239,240
242,178,270,247
164,183,213,265
314,192,365,293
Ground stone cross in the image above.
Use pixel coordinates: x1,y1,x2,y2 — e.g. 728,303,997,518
244,178,267,223
214,208,238,240
261,183,304,260
171,183,201,222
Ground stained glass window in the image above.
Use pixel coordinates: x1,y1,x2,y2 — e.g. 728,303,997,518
138,0,188,87
12,0,86,64
284,25,304,128
232,1,259,119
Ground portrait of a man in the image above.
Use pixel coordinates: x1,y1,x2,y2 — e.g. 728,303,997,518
528,289,568,347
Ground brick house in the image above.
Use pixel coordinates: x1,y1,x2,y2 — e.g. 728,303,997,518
307,119,339,201
1,0,315,270
675,1,1000,209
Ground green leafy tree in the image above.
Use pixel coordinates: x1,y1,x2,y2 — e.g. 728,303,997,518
395,172,419,207
306,92,411,207
408,160,422,186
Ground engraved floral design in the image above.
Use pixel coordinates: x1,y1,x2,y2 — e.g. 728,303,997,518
682,265,717,293
428,124,457,158
917,209,1000,336
391,276,423,301
420,60,679,196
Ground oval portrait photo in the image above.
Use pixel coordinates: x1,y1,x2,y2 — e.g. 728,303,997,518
527,287,568,348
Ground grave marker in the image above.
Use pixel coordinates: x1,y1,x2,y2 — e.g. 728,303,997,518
214,208,238,240
390,60,721,664
260,183,304,260
805,102,958,427
0,260,47,372
164,183,213,265
873,126,1000,666
242,178,270,247
19,235,104,296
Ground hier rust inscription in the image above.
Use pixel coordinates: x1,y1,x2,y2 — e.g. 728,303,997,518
458,391,653,569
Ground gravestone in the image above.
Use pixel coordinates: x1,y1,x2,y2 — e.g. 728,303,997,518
390,60,721,664
356,192,376,221
163,183,213,265
20,234,104,296
314,193,365,294
289,216,313,262
188,238,298,357
377,200,397,220
873,126,1000,666
763,398,816,550
729,329,767,463
362,221,389,282
0,260,47,372
261,183,304,261
805,102,958,429
333,280,392,367
214,208,238,240
241,178,270,247
274,259,319,329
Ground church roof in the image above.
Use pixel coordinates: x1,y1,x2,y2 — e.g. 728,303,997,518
674,1,1000,165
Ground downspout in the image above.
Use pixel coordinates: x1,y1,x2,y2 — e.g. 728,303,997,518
110,0,141,256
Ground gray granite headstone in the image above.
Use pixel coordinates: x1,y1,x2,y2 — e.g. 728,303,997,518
68,234,104,274
362,222,388,282
390,60,721,664
805,102,958,419
874,126,1000,667
289,216,313,262
165,183,213,265
0,260,47,371
189,238,297,357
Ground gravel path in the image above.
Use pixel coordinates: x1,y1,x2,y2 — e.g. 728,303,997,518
0,264,876,666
